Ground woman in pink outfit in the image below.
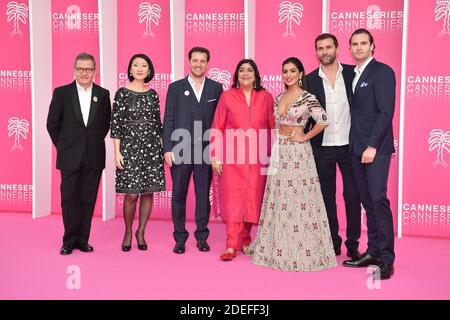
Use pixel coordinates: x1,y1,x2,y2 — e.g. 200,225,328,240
210,59,275,261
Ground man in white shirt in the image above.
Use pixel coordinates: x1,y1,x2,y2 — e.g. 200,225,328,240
306,33,362,261
47,53,111,255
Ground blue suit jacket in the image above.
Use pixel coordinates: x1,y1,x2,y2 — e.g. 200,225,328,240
305,63,355,150
350,58,396,156
163,76,223,153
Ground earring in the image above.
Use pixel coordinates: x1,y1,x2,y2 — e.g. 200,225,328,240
236,83,240,88
129,73,133,77
253,82,257,88
298,79,303,87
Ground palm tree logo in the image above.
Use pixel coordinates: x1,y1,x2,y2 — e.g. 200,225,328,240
435,0,450,37
6,1,29,37
278,1,303,39
428,128,450,167
208,68,232,90
8,117,29,151
138,2,161,38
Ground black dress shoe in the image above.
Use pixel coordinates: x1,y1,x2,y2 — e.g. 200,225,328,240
375,263,394,279
122,233,132,252
135,231,148,251
197,240,210,252
343,252,380,268
173,242,185,254
346,248,362,260
60,245,73,255
334,248,341,256
76,243,94,253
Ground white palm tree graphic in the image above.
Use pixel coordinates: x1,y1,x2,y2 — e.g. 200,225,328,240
6,1,28,36
428,129,450,167
278,1,303,39
435,0,450,36
208,68,232,90
8,117,29,151
138,2,161,38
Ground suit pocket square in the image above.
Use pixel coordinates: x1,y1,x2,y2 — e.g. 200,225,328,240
207,99,217,102
360,82,368,88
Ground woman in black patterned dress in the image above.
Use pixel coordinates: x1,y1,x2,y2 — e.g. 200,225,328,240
111,54,165,252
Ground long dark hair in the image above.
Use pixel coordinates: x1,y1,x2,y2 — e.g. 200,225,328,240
127,53,154,83
231,59,264,91
282,57,307,90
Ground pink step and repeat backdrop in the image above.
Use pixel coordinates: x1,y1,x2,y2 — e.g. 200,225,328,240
0,0,32,212
402,0,450,237
1,0,449,238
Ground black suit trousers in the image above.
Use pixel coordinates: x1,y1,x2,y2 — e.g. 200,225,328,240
170,159,212,244
314,145,361,250
351,154,395,265
60,150,102,246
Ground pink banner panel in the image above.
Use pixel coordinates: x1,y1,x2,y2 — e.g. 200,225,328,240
255,0,322,98
329,0,403,233
184,0,245,221
116,0,171,219
402,0,450,237
0,0,32,212
51,0,102,216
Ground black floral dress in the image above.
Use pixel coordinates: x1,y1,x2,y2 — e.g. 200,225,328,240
110,87,165,194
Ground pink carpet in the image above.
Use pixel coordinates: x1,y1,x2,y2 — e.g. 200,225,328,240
0,212,449,300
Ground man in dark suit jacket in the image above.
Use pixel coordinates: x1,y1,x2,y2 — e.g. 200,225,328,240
163,47,223,254
47,53,111,255
342,29,396,280
306,33,361,261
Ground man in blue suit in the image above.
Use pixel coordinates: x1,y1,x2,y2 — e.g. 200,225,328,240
342,29,396,280
163,47,223,254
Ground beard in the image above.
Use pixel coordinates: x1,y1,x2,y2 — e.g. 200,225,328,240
320,54,336,65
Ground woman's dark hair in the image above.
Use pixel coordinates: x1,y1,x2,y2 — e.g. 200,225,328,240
127,53,154,83
282,57,307,90
231,59,264,91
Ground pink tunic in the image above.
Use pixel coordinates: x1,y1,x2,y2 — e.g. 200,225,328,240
210,88,275,223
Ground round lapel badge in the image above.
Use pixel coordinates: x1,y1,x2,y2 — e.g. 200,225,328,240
184,90,190,96
93,96,98,102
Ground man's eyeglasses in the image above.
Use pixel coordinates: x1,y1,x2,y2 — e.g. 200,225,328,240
75,67,95,74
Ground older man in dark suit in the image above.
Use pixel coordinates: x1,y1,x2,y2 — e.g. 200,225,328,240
342,29,396,280
163,47,223,254
47,52,111,255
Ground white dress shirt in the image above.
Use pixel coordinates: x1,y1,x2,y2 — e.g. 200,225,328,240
319,63,351,146
188,75,205,102
352,56,373,93
76,82,93,126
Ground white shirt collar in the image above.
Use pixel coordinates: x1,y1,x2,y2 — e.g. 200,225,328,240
318,61,343,80
76,81,93,92
354,56,374,75
188,75,205,87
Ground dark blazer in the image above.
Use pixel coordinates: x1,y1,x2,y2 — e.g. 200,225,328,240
47,81,111,170
163,76,223,153
305,63,355,150
350,58,395,156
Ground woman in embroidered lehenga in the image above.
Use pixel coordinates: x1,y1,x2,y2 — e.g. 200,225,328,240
246,57,337,271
